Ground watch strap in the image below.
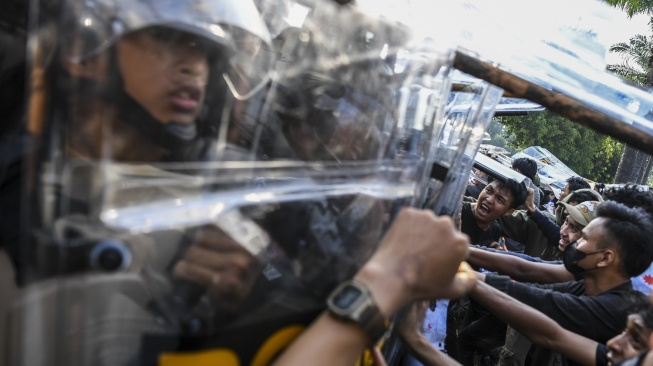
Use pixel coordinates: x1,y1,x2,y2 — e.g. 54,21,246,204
358,300,386,345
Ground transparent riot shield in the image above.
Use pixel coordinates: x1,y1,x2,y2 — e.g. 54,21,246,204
423,78,503,216
381,76,501,366
10,0,455,365
398,67,455,207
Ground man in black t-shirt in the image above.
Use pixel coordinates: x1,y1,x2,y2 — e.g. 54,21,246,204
460,179,528,246
474,201,653,366
450,179,527,365
470,278,653,366
461,201,502,247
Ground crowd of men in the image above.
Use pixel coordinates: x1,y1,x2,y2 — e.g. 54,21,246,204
278,165,653,366
386,167,653,366
272,160,653,366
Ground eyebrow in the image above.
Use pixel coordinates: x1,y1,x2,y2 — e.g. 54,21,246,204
492,186,511,200
629,316,646,331
563,217,580,230
627,317,649,343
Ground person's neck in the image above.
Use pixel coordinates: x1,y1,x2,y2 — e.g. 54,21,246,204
581,270,630,296
471,203,492,231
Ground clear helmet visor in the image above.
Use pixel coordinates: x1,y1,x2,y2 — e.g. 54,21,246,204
63,0,273,99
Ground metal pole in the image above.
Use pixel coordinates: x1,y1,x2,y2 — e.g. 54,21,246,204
454,51,653,155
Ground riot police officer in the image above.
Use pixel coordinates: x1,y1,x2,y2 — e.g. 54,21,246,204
9,0,457,365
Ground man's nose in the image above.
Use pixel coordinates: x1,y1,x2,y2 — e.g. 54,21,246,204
560,226,568,236
176,42,209,78
607,332,627,355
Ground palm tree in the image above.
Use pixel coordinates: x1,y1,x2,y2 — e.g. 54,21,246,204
603,0,653,184
606,29,653,183
604,0,653,17
606,34,651,84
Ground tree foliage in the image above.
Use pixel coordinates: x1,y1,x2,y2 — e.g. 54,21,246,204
604,0,653,185
485,118,516,154
606,34,652,84
604,0,653,17
498,111,624,183
605,22,653,184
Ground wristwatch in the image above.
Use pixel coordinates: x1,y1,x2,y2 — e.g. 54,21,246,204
326,279,387,345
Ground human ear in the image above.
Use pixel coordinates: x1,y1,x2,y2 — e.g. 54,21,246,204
504,208,515,216
596,249,615,268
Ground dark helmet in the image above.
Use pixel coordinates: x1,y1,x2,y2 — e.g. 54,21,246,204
48,0,275,160
61,0,270,71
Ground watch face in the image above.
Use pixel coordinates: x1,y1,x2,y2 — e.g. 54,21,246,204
333,285,363,309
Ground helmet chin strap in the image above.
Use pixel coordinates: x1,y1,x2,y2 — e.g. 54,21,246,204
114,90,198,155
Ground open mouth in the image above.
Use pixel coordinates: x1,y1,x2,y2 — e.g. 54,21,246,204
558,238,570,250
169,85,202,112
476,202,491,217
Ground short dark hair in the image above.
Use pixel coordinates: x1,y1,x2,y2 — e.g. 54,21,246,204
491,179,529,209
568,191,599,204
602,185,653,223
512,158,538,181
595,201,653,277
566,176,590,192
625,294,653,331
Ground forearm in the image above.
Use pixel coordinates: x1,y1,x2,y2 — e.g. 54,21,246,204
471,281,561,346
471,280,597,366
274,208,473,365
467,247,542,280
273,263,406,366
401,332,462,366
272,312,370,366
467,246,518,273
468,247,570,283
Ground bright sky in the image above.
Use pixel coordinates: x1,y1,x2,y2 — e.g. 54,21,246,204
605,12,651,45
357,0,652,68
604,12,651,65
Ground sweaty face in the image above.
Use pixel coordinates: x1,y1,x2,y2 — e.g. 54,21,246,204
607,314,651,364
558,215,584,251
474,182,514,225
116,27,211,125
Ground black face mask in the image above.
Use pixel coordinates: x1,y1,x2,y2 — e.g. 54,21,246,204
563,242,604,276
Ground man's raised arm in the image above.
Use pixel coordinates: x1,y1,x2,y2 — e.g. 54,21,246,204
467,246,573,283
470,280,597,366
272,208,475,366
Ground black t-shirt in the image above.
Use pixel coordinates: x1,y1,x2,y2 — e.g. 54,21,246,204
596,343,609,366
487,276,646,366
460,202,502,246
